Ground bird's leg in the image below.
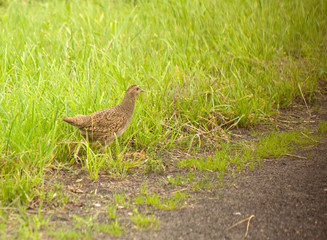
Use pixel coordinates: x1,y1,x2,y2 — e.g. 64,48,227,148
74,143,81,161
74,139,85,161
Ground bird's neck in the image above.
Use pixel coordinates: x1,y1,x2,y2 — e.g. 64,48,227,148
121,96,136,114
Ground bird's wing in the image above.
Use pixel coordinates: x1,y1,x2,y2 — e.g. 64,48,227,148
81,107,128,134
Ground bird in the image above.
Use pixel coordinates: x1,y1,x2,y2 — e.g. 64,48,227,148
62,84,144,159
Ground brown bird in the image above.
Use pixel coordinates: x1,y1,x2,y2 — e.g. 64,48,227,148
63,84,144,159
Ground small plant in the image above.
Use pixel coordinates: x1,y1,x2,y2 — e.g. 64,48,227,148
108,220,124,236
113,193,128,207
167,172,194,186
145,194,161,207
104,141,129,177
145,157,165,173
177,150,229,174
48,228,89,240
192,174,211,192
104,141,146,177
72,214,124,237
42,181,69,208
255,130,317,159
228,145,254,171
73,214,96,230
134,191,187,210
80,142,106,180
318,121,327,134
134,194,146,205
140,184,148,195
96,220,124,236
107,204,117,219
14,207,51,239
162,192,188,210
130,210,160,231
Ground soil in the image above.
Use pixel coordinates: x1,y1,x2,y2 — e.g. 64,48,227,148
128,138,327,240
39,92,327,239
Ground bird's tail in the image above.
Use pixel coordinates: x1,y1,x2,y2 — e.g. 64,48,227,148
62,115,85,127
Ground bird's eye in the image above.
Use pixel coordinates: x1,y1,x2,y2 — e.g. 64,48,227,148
136,88,139,90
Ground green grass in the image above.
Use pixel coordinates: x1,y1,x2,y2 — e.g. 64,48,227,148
318,121,327,134
191,173,212,192
113,193,129,207
47,219,124,239
178,151,229,173
48,229,90,240
167,172,195,186
177,128,320,179
104,141,147,177
145,157,165,173
134,188,187,210
177,144,254,175
81,142,106,180
97,220,124,236
0,0,326,237
5,207,51,239
41,181,69,208
255,129,318,158
107,204,117,219
71,214,124,237
130,210,160,231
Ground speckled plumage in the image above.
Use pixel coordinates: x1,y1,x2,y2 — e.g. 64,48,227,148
63,85,143,158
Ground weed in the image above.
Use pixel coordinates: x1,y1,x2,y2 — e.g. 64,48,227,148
73,214,97,231
145,194,161,207
318,121,327,134
134,191,187,210
48,228,90,240
0,223,4,240
167,172,194,186
71,214,124,237
134,194,146,205
256,130,317,158
108,220,125,236
96,220,124,236
140,184,148,195
177,151,229,174
145,157,165,173
82,142,106,180
130,210,160,231
12,207,50,239
113,193,129,207
192,174,211,192
104,141,146,177
228,143,255,171
42,181,69,208
107,204,117,219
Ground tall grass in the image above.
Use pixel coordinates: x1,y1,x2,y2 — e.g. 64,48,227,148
0,0,326,205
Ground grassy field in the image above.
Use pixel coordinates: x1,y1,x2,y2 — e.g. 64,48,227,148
0,0,326,238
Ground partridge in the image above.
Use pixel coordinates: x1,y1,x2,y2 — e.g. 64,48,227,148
63,84,144,159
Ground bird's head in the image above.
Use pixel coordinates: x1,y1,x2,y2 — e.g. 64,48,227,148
124,84,144,100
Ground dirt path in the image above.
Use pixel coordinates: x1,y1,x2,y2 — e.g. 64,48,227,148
128,138,327,240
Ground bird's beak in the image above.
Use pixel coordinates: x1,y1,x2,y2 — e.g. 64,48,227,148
140,89,144,92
